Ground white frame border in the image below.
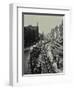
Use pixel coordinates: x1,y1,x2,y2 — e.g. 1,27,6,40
9,4,71,86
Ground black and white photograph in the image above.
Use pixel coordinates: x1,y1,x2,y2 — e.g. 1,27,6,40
22,13,64,75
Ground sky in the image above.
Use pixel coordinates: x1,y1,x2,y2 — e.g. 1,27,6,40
24,14,63,35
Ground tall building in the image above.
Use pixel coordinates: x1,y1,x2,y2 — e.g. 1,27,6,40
24,25,39,48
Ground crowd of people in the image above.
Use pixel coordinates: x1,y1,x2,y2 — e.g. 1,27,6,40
29,39,63,74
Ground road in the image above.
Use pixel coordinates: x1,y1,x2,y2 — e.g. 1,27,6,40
24,49,31,74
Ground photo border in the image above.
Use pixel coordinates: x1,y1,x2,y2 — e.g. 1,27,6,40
9,4,71,86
